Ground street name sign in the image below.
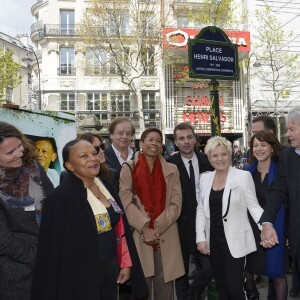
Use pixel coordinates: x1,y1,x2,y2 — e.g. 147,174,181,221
188,26,239,81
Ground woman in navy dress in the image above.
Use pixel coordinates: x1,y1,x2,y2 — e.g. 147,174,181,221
245,131,287,300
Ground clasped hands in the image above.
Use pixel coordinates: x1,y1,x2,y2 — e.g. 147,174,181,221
141,224,160,246
260,223,279,248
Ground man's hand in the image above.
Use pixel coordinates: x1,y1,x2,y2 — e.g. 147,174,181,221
260,223,279,248
197,241,210,255
117,267,131,284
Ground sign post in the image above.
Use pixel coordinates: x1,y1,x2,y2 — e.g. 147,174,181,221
188,26,239,136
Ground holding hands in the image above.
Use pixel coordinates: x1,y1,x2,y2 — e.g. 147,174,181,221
260,223,279,248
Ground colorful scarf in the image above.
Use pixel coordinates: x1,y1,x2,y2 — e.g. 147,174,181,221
247,159,285,278
132,153,166,229
0,161,41,207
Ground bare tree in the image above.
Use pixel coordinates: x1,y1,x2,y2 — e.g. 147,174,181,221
252,5,300,140
80,0,171,134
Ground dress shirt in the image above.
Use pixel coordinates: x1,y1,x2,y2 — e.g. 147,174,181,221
111,144,133,166
181,153,200,202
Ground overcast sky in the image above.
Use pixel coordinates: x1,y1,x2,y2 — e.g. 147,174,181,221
0,0,35,37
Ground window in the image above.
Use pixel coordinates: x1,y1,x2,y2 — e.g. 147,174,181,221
111,92,131,117
60,10,75,35
86,49,107,75
85,48,129,76
142,92,158,127
142,13,155,36
176,17,189,28
142,49,155,75
87,93,108,120
108,10,129,35
60,93,75,111
59,48,75,75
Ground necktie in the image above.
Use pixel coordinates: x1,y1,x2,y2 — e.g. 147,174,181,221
189,160,196,191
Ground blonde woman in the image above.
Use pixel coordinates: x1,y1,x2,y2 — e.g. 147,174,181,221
196,136,263,300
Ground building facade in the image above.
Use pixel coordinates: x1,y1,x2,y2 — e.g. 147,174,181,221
0,32,31,107
30,0,250,145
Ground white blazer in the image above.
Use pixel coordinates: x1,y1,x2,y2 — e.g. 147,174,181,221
196,166,263,258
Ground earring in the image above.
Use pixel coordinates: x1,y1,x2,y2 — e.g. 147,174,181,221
140,148,143,153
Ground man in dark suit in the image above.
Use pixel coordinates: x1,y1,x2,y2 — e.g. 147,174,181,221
260,106,300,296
168,123,214,300
104,117,135,173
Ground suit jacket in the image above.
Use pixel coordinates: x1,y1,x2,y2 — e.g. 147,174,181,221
260,146,300,256
167,151,213,253
196,166,263,258
31,172,148,300
119,154,185,283
105,145,122,172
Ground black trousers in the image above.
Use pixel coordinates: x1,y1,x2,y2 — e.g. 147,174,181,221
210,243,246,300
99,257,118,300
175,247,214,300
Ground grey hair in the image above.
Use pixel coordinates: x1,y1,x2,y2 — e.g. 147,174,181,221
286,106,300,125
205,136,232,159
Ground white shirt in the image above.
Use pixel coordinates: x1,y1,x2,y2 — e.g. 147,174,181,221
181,153,201,202
111,144,134,166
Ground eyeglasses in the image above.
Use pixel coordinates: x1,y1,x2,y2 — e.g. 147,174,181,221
94,143,105,153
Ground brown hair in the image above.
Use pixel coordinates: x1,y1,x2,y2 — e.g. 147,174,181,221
249,131,280,163
108,117,135,135
173,122,196,140
0,121,36,167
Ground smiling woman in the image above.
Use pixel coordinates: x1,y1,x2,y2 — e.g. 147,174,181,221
196,136,263,299
119,127,184,300
31,139,148,300
0,121,54,300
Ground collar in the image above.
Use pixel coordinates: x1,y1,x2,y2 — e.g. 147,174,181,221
180,152,196,165
111,144,133,162
295,149,300,155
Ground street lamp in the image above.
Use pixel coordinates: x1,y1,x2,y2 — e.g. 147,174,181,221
22,49,41,110
246,53,261,144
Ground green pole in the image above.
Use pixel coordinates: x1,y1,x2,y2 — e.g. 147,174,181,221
209,79,221,136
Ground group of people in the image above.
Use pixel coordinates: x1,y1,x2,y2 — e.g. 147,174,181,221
1,105,300,300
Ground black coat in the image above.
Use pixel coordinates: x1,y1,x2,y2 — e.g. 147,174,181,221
0,162,53,300
260,146,300,256
31,172,148,300
167,151,213,253
105,145,123,173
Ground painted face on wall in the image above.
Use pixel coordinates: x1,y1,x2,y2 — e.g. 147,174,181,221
35,140,57,171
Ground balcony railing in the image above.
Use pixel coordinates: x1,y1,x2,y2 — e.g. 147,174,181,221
31,20,44,34
44,24,76,36
58,66,76,76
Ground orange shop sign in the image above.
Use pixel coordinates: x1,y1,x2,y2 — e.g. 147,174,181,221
163,28,250,52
